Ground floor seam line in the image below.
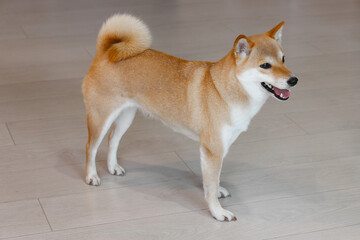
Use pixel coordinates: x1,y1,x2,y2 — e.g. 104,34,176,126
223,186,360,208
37,198,53,232
50,209,199,233
5,122,16,145
84,47,93,58
19,25,29,39
283,113,310,134
174,151,198,177
262,222,360,240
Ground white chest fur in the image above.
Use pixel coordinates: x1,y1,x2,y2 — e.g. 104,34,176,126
220,68,271,156
221,97,267,157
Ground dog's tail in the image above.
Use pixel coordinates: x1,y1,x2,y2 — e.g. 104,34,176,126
96,14,152,62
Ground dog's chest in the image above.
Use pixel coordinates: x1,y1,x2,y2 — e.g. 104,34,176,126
221,102,264,154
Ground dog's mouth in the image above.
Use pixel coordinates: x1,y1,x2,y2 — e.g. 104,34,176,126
261,82,290,101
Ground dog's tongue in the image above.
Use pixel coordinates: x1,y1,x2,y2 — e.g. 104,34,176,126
273,87,290,98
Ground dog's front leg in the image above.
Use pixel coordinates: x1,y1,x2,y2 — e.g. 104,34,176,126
200,146,237,222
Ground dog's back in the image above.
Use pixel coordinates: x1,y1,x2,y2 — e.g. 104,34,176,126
83,14,223,133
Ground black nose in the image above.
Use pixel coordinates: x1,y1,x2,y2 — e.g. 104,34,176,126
287,77,298,87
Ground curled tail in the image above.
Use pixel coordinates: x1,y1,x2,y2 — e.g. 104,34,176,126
97,14,152,62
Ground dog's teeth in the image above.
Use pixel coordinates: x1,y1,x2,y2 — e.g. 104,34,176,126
280,93,283,98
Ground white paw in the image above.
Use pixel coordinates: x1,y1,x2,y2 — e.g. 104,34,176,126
86,173,101,186
218,186,231,198
211,207,237,222
108,163,125,176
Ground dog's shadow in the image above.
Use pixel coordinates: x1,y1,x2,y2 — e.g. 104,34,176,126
56,147,208,211
56,147,323,220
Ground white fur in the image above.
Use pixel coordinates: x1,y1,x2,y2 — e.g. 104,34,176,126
107,106,137,175
162,122,199,141
97,14,152,52
86,101,137,185
279,51,284,60
220,68,270,156
236,38,251,59
200,147,234,221
239,68,273,99
203,68,273,220
137,103,200,141
218,186,230,198
221,106,251,156
242,68,289,92
274,26,283,43
221,102,266,156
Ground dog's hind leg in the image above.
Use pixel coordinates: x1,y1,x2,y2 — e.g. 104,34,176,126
85,103,126,186
107,106,137,176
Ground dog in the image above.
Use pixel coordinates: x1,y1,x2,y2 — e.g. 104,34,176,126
82,14,298,222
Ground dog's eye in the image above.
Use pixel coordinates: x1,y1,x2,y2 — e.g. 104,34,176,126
282,56,285,63
260,63,272,69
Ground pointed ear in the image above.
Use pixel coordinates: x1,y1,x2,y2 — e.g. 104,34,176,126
234,35,254,61
266,21,285,44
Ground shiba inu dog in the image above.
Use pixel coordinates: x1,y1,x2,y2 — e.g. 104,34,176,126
82,14,298,222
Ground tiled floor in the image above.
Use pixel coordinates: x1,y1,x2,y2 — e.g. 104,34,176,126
0,0,359,239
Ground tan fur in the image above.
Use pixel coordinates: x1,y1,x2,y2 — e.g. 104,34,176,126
244,34,292,83
82,14,296,221
266,21,285,39
97,14,152,62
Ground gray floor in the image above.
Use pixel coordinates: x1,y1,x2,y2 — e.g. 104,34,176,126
0,0,359,239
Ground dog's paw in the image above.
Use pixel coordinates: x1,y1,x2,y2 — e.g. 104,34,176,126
218,186,231,198
211,208,237,222
86,173,101,186
108,164,125,176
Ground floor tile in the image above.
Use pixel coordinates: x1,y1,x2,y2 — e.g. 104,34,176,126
0,152,193,203
0,60,91,86
177,129,360,176
0,78,82,103
0,199,50,239
6,113,164,145
0,35,91,69
10,188,360,240
40,177,204,230
225,188,360,240
219,156,360,206
0,26,26,41
286,104,360,134
270,224,360,240
0,95,85,123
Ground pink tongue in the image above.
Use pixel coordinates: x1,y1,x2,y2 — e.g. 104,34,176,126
273,87,290,98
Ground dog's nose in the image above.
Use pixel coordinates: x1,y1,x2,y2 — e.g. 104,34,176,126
287,77,298,87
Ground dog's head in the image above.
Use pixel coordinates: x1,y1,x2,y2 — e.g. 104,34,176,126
233,22,298,101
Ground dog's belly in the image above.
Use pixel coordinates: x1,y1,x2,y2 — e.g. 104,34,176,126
134,101,199,141
162,120,200,141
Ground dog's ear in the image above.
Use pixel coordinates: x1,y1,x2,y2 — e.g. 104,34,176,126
234,35,254,61
266,21,284,44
